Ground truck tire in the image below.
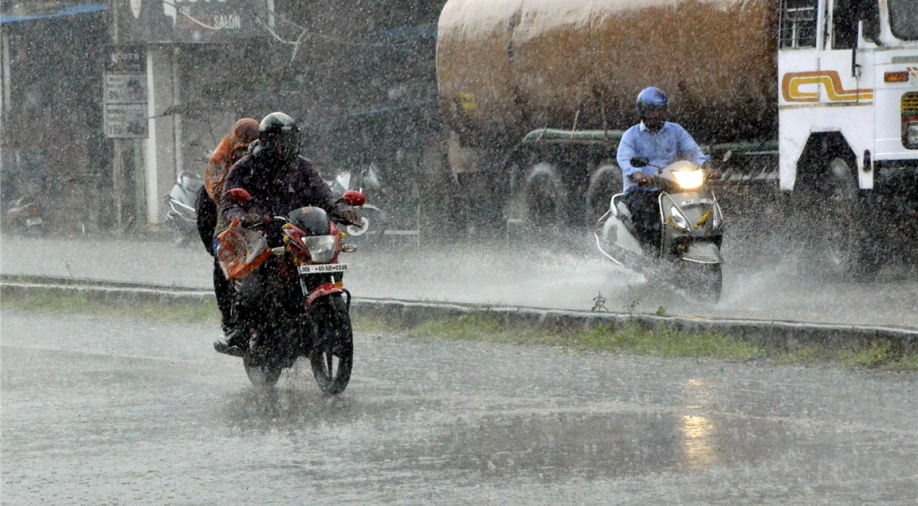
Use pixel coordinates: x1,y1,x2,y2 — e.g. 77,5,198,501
798,157,879,280
586,165,622,228
523,163,566,230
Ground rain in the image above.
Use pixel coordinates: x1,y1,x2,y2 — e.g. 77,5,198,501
2,0,917,504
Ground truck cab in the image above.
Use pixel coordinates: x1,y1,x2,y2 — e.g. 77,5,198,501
778,0,918,273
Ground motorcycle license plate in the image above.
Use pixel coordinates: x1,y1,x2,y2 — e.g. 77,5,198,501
26,217,43,227
298,264,347,274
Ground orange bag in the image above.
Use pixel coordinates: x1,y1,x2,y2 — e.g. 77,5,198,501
215,217,271,281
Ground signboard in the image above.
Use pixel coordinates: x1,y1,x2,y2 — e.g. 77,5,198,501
114,0,268,44
104,46,148,138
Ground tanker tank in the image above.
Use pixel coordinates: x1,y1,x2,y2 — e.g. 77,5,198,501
436,0,778,148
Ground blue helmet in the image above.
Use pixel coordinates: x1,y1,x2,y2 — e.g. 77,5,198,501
636,87,668,118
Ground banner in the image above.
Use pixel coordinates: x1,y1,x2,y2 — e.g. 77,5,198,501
114,0,269,44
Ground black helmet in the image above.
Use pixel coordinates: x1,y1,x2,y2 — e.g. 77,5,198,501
258,112,300,163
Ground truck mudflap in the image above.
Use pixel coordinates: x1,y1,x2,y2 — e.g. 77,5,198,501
681,242,721,264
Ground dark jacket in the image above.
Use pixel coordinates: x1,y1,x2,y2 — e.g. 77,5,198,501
220,154,339,226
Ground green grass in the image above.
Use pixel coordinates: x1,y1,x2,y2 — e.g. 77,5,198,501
1,291,219,324
4,291,916,372
407,312,918,372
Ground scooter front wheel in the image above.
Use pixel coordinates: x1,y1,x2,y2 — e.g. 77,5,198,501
682,262,722,302
309,295,353,395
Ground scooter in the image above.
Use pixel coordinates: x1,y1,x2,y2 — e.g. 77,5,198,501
593,157,724,300
5,194,45,235
163,171,204,246
327,164,385,244
214,187,366,394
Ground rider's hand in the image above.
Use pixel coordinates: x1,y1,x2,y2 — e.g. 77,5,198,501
339,208,360,225
631,172,653,187
240,213,264,227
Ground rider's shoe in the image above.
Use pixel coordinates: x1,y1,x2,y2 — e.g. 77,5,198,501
214,327,246,356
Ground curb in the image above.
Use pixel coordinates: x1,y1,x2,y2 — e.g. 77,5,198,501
3,278,917,353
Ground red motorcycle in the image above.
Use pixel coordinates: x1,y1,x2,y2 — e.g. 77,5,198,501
215,188,366,394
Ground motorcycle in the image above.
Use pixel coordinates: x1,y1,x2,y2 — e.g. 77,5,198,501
327,164,385,244
163,171,204,246
593,157,724,300
214,187,367,394
5,194,45,235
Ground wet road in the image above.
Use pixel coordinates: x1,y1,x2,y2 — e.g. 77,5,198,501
3,235,918,328
3,311,916,504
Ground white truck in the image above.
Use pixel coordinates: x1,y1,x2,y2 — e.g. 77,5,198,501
435,0,918,276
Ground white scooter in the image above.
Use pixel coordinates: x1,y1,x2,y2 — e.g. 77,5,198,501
593,157,725,300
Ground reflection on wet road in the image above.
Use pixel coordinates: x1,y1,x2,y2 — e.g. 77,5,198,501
3,312,915,504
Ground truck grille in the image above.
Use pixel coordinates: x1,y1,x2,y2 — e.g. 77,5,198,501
902,93,918,115
902,93,918,149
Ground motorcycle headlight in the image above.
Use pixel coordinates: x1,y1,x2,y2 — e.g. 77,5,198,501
304,235,337,263
672,169,704,189
669,206,692,232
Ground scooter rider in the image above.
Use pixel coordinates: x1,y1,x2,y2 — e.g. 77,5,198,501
616,87,712,254
214,112,358,352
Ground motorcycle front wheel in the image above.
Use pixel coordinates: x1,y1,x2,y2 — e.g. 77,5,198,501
309,295,353,395
243,354,283,389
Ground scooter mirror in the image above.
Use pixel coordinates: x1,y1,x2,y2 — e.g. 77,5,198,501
225,188,253,205
631,157,649,168
342,190,366,207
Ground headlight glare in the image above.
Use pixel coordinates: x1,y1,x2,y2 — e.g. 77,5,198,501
672,169,704,189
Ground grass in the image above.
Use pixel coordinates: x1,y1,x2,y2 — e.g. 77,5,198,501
3,291,916,372
406,312,918,372
0,290,219,324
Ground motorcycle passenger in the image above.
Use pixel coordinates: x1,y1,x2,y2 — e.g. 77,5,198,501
616,87,712,254
215,112,358,352
195,118,259,345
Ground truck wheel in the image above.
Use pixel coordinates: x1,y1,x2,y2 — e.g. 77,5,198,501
523,163,566,230
801,157,879,280
586,165,622,228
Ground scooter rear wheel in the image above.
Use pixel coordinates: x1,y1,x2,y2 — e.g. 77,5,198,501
309,295,353,395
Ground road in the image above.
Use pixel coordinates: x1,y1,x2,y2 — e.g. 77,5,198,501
2,311,916,504
2,234,918,328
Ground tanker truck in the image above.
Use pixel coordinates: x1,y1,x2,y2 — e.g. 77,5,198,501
436,0,918,276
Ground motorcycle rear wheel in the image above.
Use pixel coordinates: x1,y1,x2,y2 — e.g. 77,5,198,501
309,295,353,395
243,355,283,389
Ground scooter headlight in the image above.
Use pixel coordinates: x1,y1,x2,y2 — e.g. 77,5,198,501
672,169,704,190
304,235,337,263
669,206,692,232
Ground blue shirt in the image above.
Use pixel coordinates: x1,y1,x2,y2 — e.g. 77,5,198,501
616,121,710,193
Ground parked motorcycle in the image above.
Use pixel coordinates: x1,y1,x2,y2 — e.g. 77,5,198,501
327,164,385,244
4,194,45,235
163,171,204,246
214,187,366,394
593,157,724,300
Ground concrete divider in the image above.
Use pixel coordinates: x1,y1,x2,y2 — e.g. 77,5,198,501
3,276,917,353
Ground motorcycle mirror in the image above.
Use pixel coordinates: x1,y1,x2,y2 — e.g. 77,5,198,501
342,190,366,207
630,157,649,168
224,188,252,205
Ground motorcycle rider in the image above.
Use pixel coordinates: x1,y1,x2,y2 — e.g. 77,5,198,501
214,112,358,352
195,118,259,344
616,86,712,254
